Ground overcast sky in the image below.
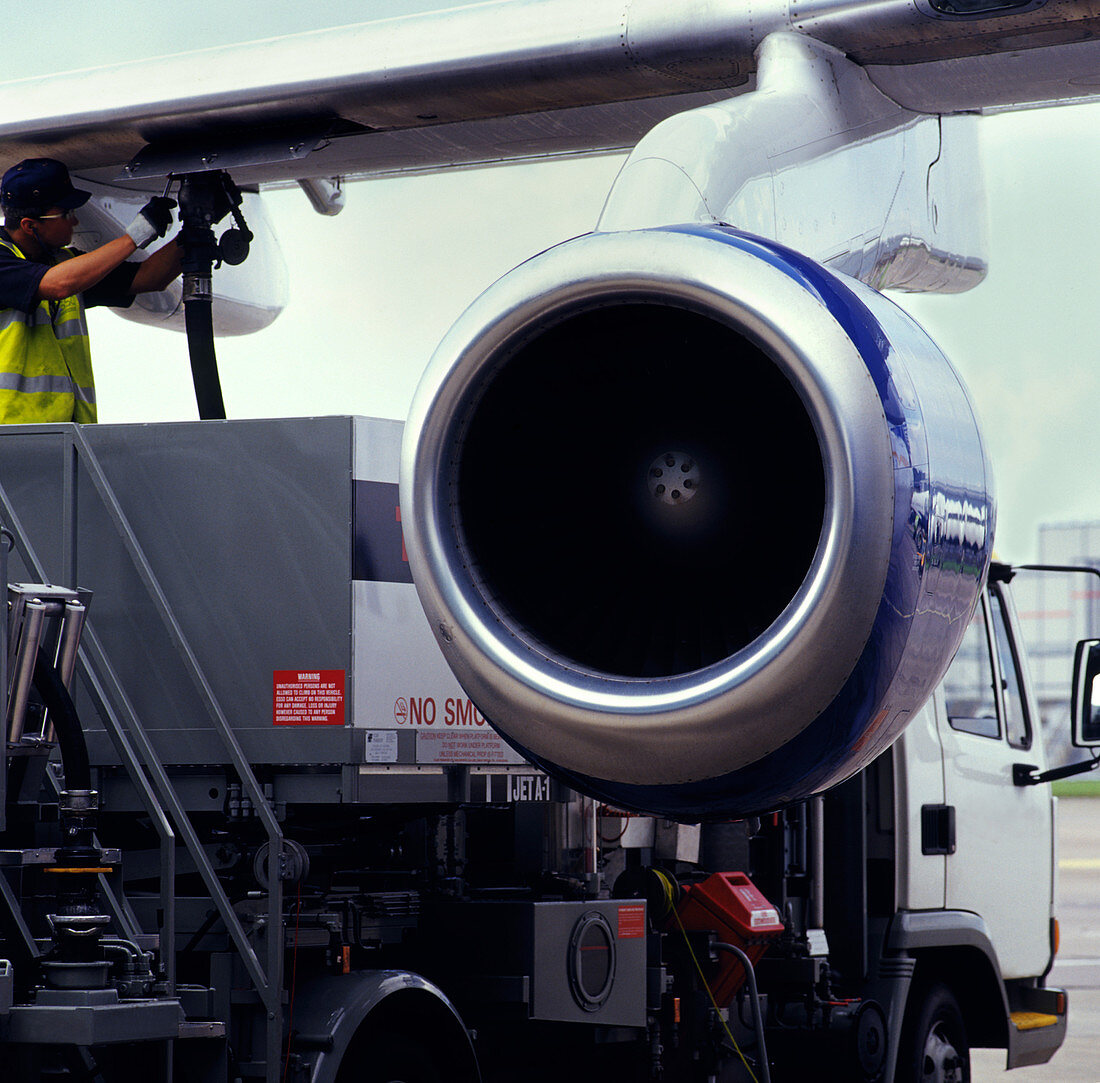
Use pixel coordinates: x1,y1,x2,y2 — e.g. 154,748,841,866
898,100,1100,563
81,95,1100,564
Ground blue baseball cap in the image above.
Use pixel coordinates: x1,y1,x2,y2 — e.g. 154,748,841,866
1,158,91,212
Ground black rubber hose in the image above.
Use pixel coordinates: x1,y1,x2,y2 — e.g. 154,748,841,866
184,294,226,420
32,646,91,792
715,942,772,1083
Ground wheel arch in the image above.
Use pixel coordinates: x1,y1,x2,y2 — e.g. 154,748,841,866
290,971,480,1083
907,946,1008,1049
888,910,1011,1050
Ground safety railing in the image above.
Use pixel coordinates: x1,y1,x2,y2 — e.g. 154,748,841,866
0,424,286,1083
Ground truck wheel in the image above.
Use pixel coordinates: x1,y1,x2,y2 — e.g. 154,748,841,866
340,1035,444,1083
897,983,970,1083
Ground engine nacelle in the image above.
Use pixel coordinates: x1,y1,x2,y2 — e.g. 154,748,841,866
401,226,994,819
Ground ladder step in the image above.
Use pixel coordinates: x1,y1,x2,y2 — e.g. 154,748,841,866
1010,1010,1059,1031
178,1020,227,1039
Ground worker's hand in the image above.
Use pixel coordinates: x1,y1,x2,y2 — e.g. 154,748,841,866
125,196,177,249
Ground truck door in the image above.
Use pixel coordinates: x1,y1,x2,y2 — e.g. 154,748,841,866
892,699,948,911
937,583,1054,979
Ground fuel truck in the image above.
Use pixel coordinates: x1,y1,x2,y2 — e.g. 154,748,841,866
0,225,1088,1083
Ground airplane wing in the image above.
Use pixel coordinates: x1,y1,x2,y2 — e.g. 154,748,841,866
0,1,1089,349
1,0,1099,190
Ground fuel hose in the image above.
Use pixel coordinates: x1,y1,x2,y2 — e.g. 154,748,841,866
183,271,226,420
32,646,90,792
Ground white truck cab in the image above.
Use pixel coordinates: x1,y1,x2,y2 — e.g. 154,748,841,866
885,566,1064,1079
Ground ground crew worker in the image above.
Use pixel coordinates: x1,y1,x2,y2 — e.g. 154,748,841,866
0,157,180,423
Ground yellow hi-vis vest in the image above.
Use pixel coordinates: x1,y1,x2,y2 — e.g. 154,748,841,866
0,238,96,424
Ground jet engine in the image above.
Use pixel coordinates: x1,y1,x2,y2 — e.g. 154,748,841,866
401,225,994,819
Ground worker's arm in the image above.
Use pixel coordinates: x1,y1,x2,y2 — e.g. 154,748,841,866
36,236,136,301
34,195,176,302
129,238,182,294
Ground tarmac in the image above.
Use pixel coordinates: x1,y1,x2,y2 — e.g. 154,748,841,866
971,796,1100,1081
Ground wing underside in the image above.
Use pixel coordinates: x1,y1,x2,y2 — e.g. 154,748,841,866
1,0,1099,190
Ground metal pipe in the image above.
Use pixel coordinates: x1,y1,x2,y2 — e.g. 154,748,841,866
714,942,772,1083
8,599,45,742
42,599,86,742
810,795,825,931
55,599,86,687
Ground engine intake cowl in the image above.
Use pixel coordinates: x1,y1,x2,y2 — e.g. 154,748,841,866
401,225,993,819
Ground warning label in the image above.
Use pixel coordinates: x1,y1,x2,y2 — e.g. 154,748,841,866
273,670,346,726
617,904,646,940
416,729,517,764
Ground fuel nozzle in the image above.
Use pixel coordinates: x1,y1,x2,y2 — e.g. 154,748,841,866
177,170,250,280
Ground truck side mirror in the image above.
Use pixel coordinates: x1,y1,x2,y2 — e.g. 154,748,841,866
1071,639,1100,747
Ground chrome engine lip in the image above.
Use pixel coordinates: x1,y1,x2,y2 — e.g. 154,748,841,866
402,228,894,786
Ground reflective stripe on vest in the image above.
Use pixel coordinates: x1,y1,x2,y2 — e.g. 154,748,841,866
0,239,96,423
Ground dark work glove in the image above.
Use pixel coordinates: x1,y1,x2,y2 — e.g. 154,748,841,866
125,196,177,248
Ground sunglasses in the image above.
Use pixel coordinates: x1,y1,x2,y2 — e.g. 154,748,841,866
35,210,77,222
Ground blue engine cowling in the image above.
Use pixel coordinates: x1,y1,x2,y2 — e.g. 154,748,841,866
401,225,994,819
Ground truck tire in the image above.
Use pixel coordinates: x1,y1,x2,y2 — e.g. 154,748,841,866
338,1035,444,1083
897,982,970,1083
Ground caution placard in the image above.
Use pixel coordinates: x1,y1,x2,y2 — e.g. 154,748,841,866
273,670,346,726
416,729,519,764
617,904,646,940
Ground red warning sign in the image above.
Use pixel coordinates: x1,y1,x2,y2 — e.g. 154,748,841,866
273,670,346,726
617,904,646,939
